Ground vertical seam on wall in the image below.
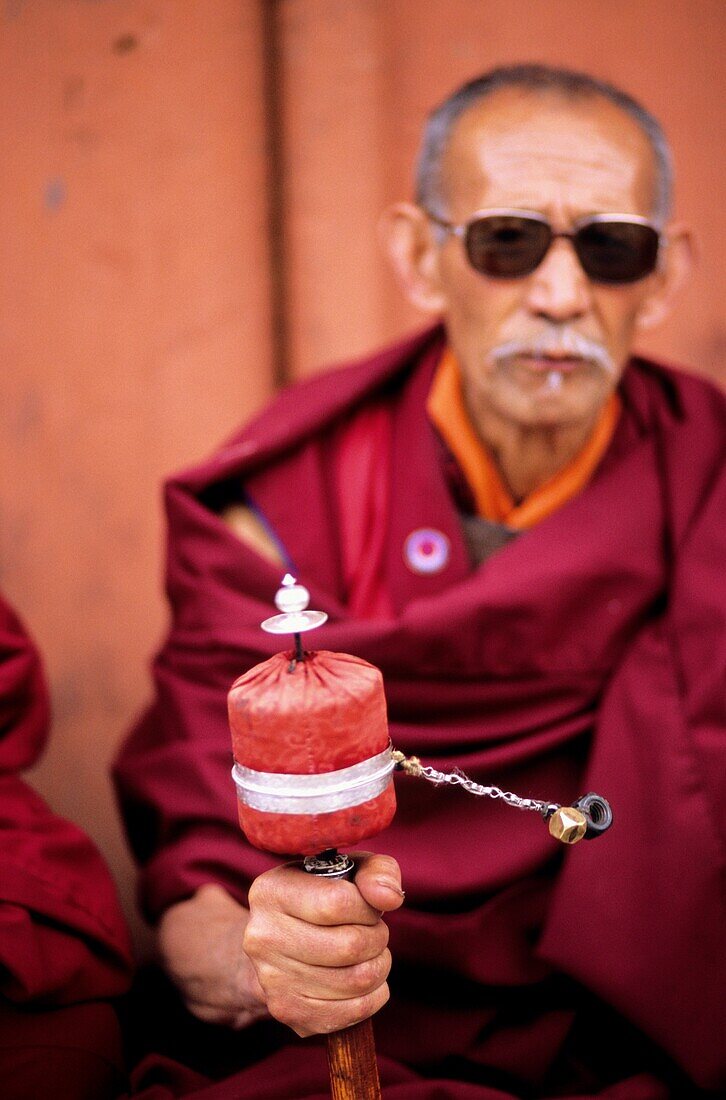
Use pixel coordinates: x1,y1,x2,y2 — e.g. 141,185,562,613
260,0,288,388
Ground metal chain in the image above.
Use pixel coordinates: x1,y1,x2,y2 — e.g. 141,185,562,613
392,751,559,817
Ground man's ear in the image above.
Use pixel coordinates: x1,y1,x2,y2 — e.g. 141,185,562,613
634,223,695,332
378,202,448,314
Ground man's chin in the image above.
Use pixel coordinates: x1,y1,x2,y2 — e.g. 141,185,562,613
491,378,611,430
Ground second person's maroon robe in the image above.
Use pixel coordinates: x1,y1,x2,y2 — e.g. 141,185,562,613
0,591,134,1099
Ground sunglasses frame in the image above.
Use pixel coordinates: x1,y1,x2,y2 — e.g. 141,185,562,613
424,207,663,284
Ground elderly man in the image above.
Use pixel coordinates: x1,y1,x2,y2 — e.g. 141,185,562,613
116,65,724,1098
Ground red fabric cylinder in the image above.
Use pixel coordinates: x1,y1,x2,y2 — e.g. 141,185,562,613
228,649,395,856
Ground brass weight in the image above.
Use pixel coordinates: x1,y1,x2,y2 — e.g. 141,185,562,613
548,806,588,844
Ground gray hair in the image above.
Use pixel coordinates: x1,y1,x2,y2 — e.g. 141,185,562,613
416,64,673,223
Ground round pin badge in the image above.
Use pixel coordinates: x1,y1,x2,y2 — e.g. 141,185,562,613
404,528,450,575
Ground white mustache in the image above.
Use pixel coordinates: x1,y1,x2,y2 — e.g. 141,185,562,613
490,330,615,376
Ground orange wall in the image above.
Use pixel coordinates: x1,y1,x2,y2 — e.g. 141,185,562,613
1,0,723,950
1,0,276,944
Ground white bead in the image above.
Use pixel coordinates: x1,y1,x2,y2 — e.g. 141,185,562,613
274,583,310,613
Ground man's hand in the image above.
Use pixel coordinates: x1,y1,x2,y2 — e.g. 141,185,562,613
158,883,269,1028
243,853,405,1037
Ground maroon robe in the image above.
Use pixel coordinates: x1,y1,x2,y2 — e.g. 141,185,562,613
0,591,134,1098
115,326,725,1098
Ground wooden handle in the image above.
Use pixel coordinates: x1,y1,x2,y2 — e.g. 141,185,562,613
326,1018,381,1099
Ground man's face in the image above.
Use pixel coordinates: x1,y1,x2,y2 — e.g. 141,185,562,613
432,90,665,430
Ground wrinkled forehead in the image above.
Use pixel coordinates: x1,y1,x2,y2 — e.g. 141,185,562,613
440,88,659,219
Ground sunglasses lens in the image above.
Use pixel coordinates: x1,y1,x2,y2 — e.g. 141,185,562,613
465,216,551,277
575,221,660,283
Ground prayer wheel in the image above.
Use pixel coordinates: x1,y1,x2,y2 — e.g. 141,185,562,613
229,646,396,857
228,575,391,1100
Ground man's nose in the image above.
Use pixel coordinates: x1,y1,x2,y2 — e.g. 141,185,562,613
525,237,592,322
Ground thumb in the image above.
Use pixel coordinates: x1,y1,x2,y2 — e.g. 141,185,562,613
352,853,405,913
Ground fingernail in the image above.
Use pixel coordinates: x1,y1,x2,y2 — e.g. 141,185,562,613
377,879,405,898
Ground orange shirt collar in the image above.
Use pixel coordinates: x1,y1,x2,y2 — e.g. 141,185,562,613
426,347,621,530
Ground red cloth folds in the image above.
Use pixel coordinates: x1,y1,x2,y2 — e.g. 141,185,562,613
0,999,126,1100
0,591,133,1006
0,590,133,1098
0,597,48,774
334,402,395,618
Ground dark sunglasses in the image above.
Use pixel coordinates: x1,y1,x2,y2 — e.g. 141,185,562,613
425,208,662,284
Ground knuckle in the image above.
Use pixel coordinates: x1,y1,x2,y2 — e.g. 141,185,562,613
313,881,349,924
348,953,388,996
247,874,272,909
248,866,289,908
242,919,269,960
347,963,375,997
337,924,368,965
241,921,258,954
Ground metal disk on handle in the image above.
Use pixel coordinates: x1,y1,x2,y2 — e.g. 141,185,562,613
261,579,382,1100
